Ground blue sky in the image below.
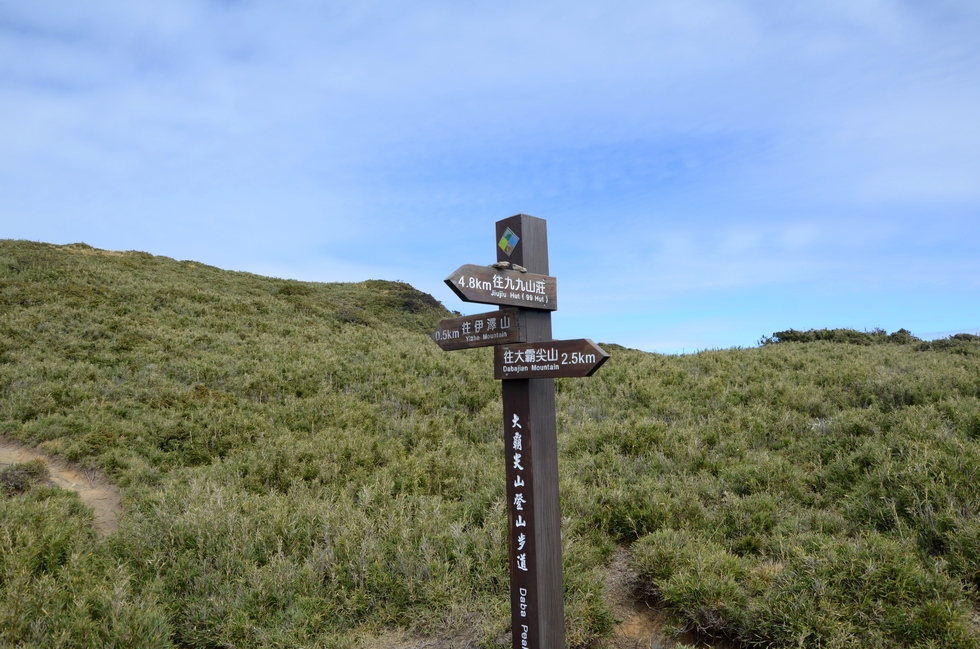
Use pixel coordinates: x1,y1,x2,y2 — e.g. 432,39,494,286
2,1,978,353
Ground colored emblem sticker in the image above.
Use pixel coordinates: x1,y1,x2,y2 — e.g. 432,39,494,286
498,227,520,256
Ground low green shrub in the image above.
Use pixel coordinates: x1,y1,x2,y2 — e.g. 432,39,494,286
1,459,49,495
760,327,925,346
0,488,171,648
2,240,979,647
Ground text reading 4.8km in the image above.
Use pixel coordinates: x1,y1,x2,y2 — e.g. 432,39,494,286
459,275,493,291
445,264,558,311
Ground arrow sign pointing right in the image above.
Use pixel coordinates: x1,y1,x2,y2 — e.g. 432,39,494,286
445,264,558,311
494,339,609,379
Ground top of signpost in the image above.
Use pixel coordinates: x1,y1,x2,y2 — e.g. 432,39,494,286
496,214,549,276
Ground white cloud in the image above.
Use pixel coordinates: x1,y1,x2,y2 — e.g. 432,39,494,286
2,1,978,351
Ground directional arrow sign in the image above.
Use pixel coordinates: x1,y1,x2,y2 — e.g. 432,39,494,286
433,308,525,350
445,264,557,311
494,339,609,379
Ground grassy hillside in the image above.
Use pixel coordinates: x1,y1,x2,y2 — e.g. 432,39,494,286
2,239,979,648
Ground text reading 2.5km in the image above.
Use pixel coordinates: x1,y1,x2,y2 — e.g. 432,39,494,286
564,351,597,364
494,339,608,379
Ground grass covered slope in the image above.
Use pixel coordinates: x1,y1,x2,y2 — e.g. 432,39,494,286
0,240,523,647
567,341,980,647
2,239,980,648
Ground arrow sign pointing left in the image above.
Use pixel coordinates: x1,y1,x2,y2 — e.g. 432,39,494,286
445,264,558,311
494,339,609,379
433,308,525,350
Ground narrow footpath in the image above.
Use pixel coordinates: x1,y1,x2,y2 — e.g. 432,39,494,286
0,438,121,536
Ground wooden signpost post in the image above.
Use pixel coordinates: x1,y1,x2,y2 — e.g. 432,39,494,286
434,214,608,649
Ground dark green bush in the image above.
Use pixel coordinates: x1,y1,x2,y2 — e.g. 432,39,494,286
1,459,49,495
761,327,924,346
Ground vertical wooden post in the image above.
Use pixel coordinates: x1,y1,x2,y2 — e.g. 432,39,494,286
496,214,565,649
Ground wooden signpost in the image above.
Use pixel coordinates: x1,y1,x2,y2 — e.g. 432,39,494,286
494,339,608,379
432,308,525,351
445,264,558,311
435,214,608,649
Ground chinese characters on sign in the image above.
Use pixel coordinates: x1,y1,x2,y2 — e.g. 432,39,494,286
432,308,524,351
505,400,537,648
494,339,609,379
435,214,608,649
444,264,558,311
509,412,530,574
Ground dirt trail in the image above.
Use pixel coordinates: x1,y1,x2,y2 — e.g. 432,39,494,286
603,545,675,648
602,546,736,648
0,438,121,536
361,547,732,649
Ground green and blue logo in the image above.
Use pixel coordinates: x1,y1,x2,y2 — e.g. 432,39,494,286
498,227,519,256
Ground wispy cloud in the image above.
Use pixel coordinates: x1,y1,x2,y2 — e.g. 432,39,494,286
2,1,978,351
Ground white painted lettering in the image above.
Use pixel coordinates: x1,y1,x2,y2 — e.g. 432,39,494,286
517,553,528,571
513,492,525,510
